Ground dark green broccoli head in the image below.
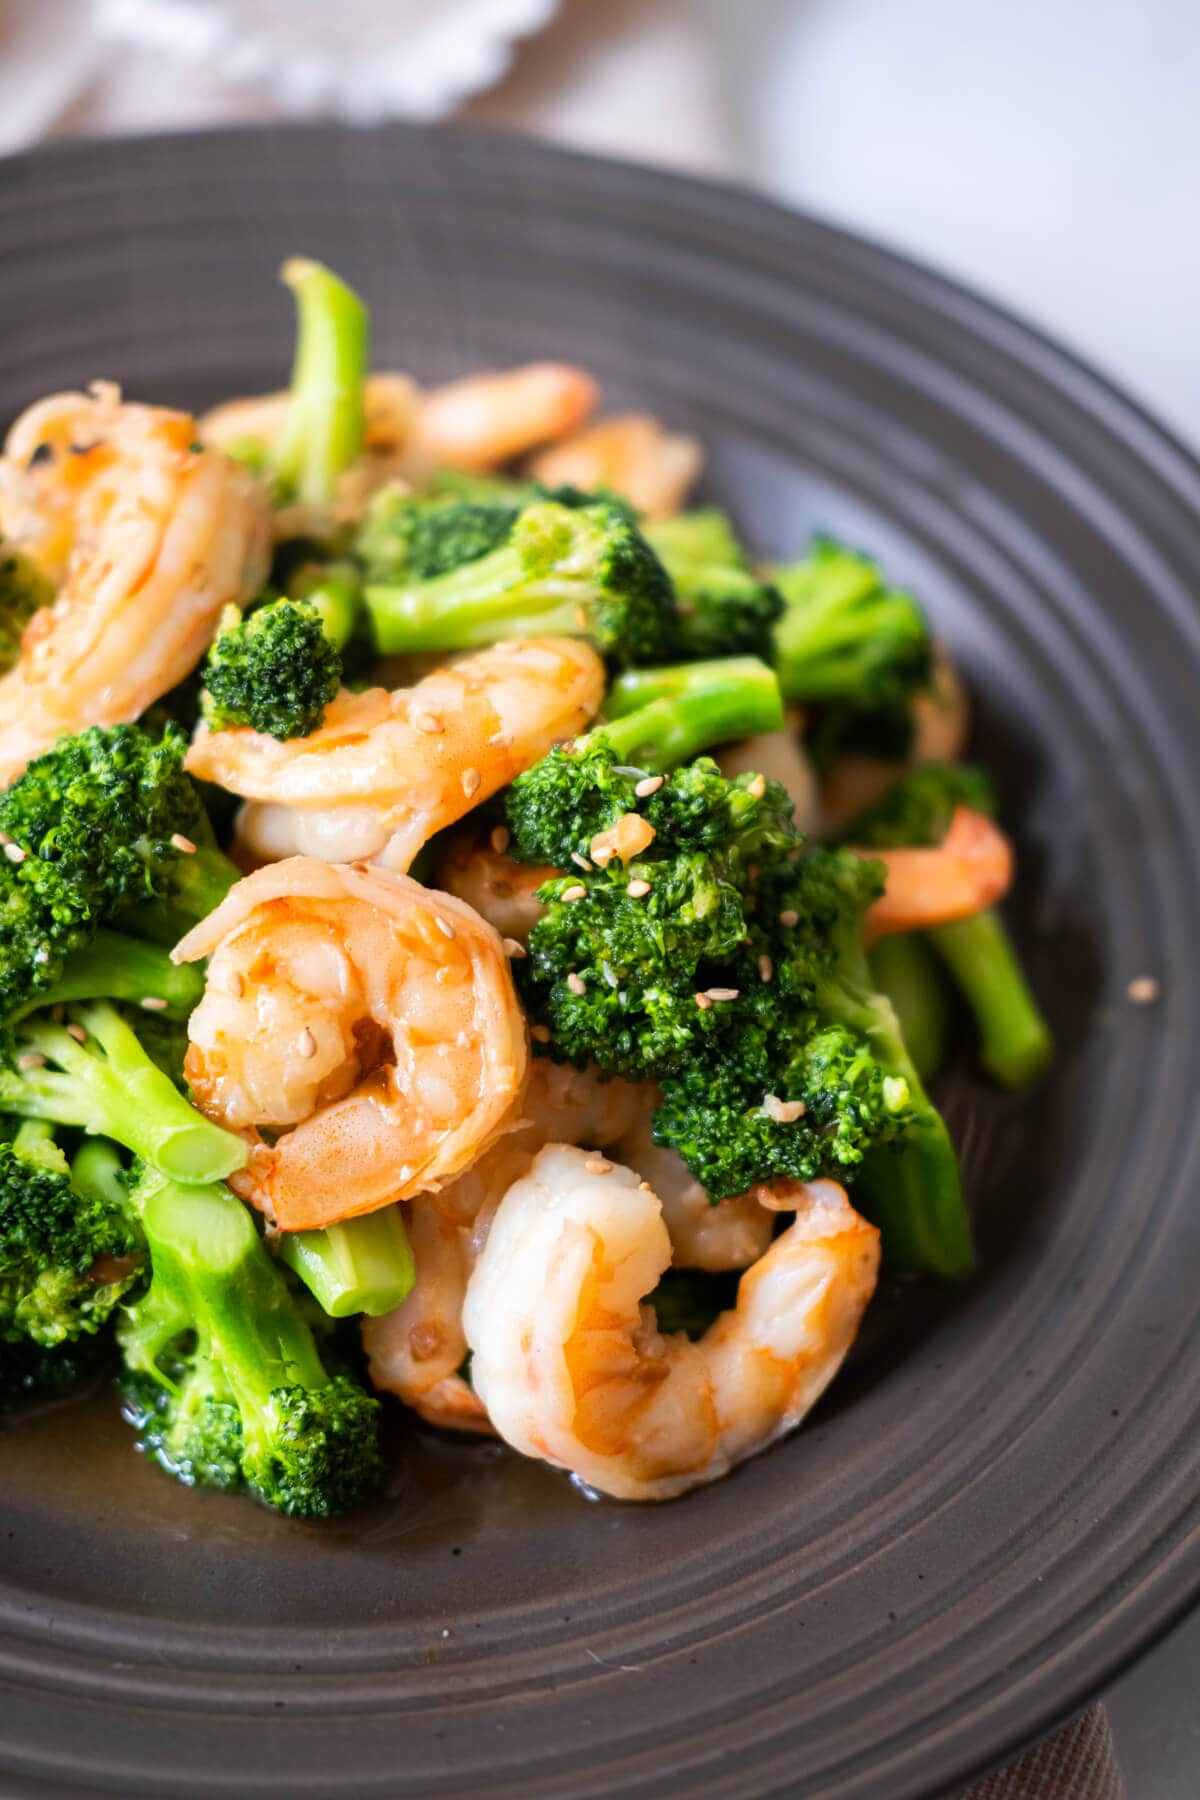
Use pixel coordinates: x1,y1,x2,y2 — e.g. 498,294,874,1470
0,541,54,672
358,488,519,582
201,599,342,740
842,762,995,848
121,1359,246,1493
0,1125,141,1346
513,499,676,663
646,510,784,661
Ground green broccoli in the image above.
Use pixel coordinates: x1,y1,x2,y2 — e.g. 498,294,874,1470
119,1164,383,1516
644,509,783,660
358,487,519,584
844,764,1053,1088
200,598,342,740
0,1120,142,1346
866,931,951,1083
770,538,932,767
268,258,369,507
364,496,678,664
0,540,54,673
279,1205,416,1319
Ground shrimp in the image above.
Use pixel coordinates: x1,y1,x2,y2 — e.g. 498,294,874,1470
612,1106,774,1273
186,636,606,873
527,414,703,519
821,645,971,830
860,806,1013,943
173,857,528,1232
0,384,270,785
365,1060,648,1429
437,832,553,945
463,1146,879,1501
413,363,598,472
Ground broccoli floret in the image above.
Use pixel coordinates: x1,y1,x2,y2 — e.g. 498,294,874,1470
845,764,1052,1088
364,497,678,664
645,510,783,660
200,599,342,740
771,539,932,765
119,1167,383,1516
0,1120,142,1346
268,259,369,508
0,1002,246,1186
359,488,519,583
0,540,54,673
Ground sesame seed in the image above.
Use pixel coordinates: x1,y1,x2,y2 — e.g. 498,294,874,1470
489,730,513,747
531,1024,552,1043
490,825,511,855
626,878,651,898
296,1027,317,1059
591,845,616,866
762,1094,807,1124
561,884,587,903
3,841,26,864
747,773,766,800
502,938,527,959
570,852,594,872
225,969,245,998
461,767,481,798
695,992,713,1011
66,1023,88,1044
705,987,739,1002
585,1157,612,1175
758,954,774,983
435,916,457,939
778,909,799,928
139,996,169,1012
17,1052,45,1070
638,1180,654,1193
169,832,197,854
412,708,443,734
601,960,619,988
1127,975,1160,1005
634,775,664,798
567,972,587,996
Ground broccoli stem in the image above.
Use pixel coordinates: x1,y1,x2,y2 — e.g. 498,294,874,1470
928,908,1053,1088
289,560,362,650
279,1206,416,1318
269,259,369,508
0,1004,245,1185
866,932,951,1084
589,659,783,772
365,543,593,652
18,930,205,1019
70,1138,128,1210
120,846,240,946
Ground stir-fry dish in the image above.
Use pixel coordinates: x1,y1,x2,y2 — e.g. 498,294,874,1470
0,261,1052,1515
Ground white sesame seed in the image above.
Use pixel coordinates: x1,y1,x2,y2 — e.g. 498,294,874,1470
17,1052,45,1070
705,987,740,1002
570,852,594,872
601,960,619,988
638,1180,654,1193
758,954,774,983
762,1094,807,1124
66,1023,88,1044
296,1027,317,1059
461,767,481,798
169,832,197,855
626,878,651,898
412,709,444,735
1127,975,1160,1005
224,969,245,998
591,845,616,866
531,1024,552,1043
490,825,511,855
4,841,27,864
435,915,457,939
489,729,513,747
561,884,587,903
634,775,664,798
778,909,799,929
502,938,527,959
747,773,766,800
139,996,169,1012
694,992,713,1012
567,972,587,996
585,1157,612,1175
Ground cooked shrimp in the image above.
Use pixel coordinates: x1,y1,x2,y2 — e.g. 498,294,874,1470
173,857,528,1232
527,413,702,519
437,832,553,944
186,637,605,873
463,1146,879,1501
860,806,1013,943
0,384,269,785
821,645,970,830
413,363,598,471
613,1107,774,1273
716,716,821,835
365,1060,647,1429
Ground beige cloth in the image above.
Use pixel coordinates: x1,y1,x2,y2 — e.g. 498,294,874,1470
968,1705,1123,1798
